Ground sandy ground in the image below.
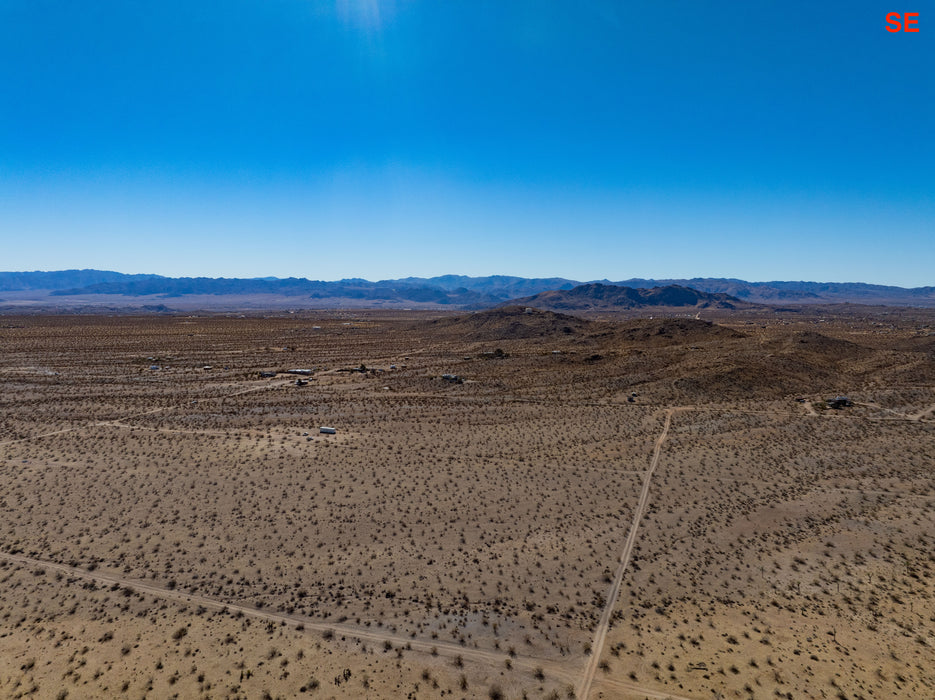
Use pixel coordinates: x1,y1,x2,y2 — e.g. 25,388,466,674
1,310,933,698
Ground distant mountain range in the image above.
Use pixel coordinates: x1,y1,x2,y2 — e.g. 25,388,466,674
0,269,163,291
609,278,935,305
0,270,933,308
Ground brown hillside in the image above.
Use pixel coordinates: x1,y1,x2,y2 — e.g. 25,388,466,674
661,330,890,401
421,305,593,341
769,330,875,361
610,317,746,346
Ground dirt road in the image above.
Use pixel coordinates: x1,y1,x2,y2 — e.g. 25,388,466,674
576,408,678,700
0,550,582,683
909,403,935,421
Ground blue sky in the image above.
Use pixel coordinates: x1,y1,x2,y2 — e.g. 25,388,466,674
1,1,932,285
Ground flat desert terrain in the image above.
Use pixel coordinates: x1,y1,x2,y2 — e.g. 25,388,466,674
1,307,933,699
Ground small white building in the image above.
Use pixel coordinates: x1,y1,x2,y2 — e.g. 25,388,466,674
319,426,337,435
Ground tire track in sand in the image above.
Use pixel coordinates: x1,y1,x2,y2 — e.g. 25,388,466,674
576,408,680,700
0,551,575,684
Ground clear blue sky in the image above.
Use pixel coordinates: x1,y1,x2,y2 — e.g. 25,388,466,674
1,2,932,285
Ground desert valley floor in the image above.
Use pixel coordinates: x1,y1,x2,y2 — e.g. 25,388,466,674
1,307,934,699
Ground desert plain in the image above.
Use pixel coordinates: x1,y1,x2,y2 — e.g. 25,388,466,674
1,306,934,699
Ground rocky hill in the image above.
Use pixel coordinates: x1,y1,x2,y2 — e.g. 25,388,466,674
508,284,749,311
421,306,594,341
